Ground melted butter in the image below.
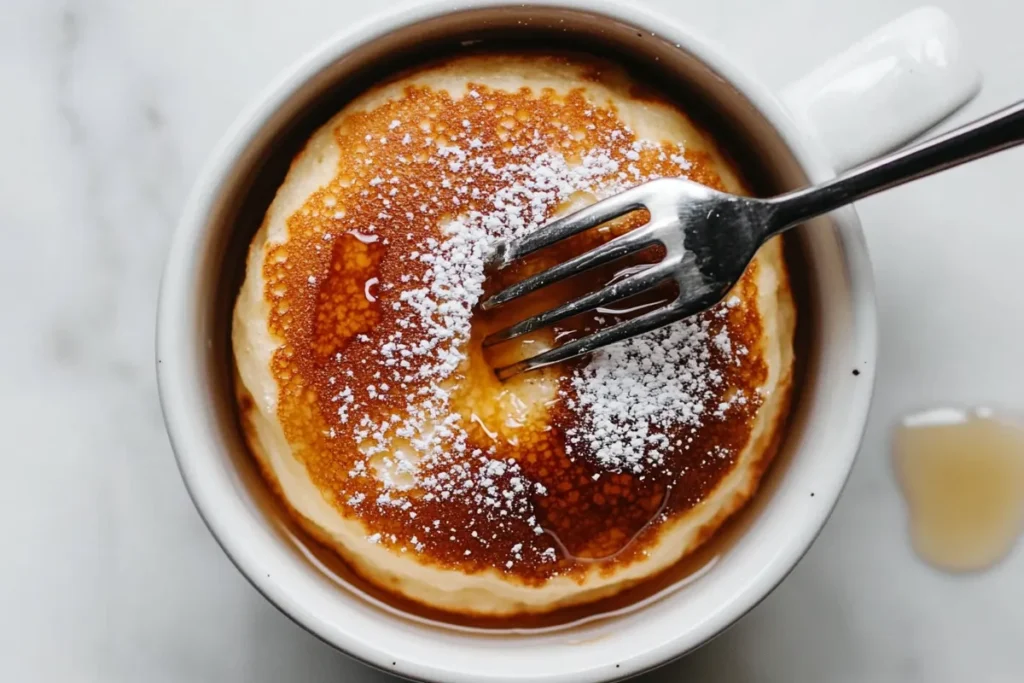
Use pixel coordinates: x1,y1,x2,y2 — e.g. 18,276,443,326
895,407,1024,572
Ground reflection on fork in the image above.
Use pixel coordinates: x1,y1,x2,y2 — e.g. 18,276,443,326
482,99,1024,380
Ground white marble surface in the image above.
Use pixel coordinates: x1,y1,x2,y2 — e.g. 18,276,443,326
2,0,1023,680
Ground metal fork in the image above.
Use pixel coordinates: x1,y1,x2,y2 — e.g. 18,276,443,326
481,99,1024,380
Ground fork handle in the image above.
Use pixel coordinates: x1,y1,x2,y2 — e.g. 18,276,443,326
769,99,1024,230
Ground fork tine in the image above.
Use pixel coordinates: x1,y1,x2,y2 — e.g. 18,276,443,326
493,297,698,380
486,184,654,270
483,262,672,346
479,225,656,311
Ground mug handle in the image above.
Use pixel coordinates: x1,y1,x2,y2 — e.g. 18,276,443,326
780,6,980,173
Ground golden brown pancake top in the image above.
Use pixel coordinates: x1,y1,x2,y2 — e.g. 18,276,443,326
257,56,768,582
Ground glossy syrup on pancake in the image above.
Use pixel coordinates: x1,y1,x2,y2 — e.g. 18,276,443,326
234,53,793,616
274,485,747,631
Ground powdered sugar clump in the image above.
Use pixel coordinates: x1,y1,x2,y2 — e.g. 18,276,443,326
566,316,729,474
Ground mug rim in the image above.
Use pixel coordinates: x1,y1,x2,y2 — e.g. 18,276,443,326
156,1,878,680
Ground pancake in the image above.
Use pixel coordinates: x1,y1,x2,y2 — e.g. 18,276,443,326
232,53,796,617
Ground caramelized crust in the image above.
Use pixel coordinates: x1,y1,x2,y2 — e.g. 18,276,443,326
241,54,781,586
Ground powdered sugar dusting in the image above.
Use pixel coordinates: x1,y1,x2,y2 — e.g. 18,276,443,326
334,143,667,466
327,132,703,561
262,72,764,575
567,317,726,474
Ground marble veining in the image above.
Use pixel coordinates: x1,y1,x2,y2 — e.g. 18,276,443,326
1,0,1022,681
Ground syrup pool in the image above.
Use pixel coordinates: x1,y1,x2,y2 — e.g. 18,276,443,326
894,407,1024,573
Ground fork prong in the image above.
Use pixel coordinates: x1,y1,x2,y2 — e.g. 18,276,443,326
483,263,672,347
487,184,654,270
493,298,698,380
479,225,656,311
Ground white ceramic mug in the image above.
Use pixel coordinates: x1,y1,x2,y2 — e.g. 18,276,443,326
157,2,978,681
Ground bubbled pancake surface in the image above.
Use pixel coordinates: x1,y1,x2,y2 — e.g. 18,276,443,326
232,53,796,616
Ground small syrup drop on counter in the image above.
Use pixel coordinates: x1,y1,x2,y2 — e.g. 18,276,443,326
894,407,1024,573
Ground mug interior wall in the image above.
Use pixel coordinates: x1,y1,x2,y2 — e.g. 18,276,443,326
193,4,830,643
